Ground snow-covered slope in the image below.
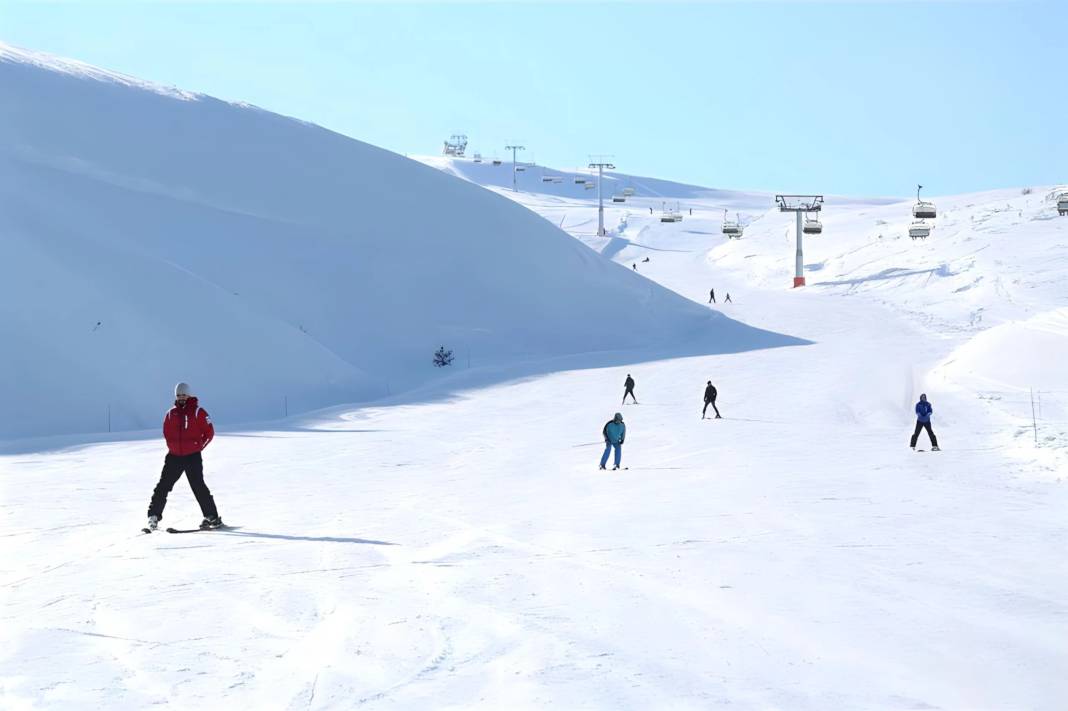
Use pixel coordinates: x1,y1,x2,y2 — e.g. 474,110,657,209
4,270,1066,709
3,45,1067,711
423,155,1068,470
0,43,795,441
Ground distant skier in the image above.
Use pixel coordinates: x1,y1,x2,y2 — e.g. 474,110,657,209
725,293,732,303
599,412,626,470
622,374,638,404
633,263,637,270
145,382,224,531
909,393,940,451
709,289,716,304
702,381,721,419
649,207,653,215
642,256,650,263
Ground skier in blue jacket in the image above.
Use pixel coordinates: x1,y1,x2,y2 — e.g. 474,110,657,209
599,412,626,470
910,393,940,450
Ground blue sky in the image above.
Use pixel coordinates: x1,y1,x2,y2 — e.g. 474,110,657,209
1,1,1065,196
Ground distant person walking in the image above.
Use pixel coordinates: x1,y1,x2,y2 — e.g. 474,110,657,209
725,293,732,303
702,381,721,419
145,382,224,531
622,374,638,404
599,412,626,470
709,289,716,304
909,393,940,451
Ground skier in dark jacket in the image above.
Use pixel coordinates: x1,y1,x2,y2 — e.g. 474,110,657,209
909,393,940,450
702,381,721,419
622,374,638,404
709,288,716,304
145,382,224,531
599,412,626,470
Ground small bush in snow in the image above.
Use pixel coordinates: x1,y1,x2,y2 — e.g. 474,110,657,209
433,346,454,367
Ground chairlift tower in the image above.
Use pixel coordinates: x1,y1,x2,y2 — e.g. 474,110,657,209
588,155,616,236
775,195,824,287
506,144,526,192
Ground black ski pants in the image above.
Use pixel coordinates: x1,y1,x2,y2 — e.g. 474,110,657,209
147,452,218,520
910,420,938,448
623,387,637,404
703,398,720,417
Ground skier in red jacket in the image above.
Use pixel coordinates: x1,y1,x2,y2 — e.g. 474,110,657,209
145,382,223,531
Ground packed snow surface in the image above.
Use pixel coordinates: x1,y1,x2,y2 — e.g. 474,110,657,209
3,45,1068,710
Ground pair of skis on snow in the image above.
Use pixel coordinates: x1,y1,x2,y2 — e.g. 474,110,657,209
142,525,232,534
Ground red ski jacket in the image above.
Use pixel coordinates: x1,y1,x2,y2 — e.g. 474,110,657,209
163,397,214,455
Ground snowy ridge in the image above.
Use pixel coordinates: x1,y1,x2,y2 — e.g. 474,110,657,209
0,40,199,101
0,46,797,441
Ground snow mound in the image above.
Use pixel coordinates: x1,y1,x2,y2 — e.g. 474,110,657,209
0,44,798,441
933,308,1068,393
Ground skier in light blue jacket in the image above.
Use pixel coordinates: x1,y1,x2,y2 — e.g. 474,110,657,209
600,412,626,470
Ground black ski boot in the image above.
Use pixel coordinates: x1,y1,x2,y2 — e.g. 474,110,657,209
199,516,224,530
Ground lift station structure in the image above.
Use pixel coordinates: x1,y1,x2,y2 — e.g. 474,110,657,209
776,194,824,287
443,134,468,157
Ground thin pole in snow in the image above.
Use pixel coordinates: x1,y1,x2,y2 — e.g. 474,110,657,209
1030,387,1037,444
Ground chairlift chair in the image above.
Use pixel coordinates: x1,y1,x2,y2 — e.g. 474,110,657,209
1058,193,1068,216
473,152,482,163
622,187,635,197
721,209,743,238
913,184,937,219
516,166,526,172
552,178,563,184
803,216,823,235
909,220,931,240
492,159,502,166
542,176,555,183
574,178,587,184
584,182,596,190
612,194,626,203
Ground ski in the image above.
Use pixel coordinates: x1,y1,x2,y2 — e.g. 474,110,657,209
141,527,155,534
166,525,234,534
